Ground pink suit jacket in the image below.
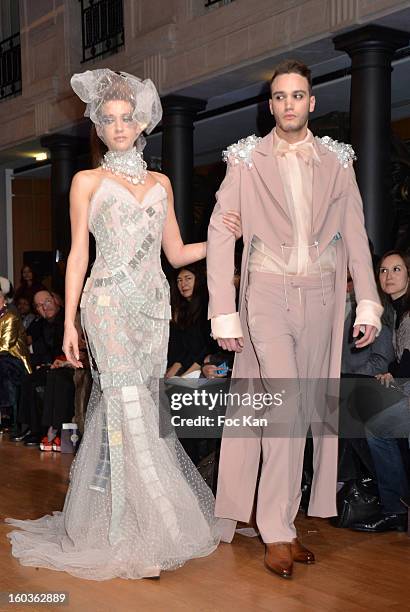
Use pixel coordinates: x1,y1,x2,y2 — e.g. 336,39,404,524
206,129,382,522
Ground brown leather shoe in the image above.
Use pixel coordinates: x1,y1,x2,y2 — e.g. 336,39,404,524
264,543,293,578
291,538,315,564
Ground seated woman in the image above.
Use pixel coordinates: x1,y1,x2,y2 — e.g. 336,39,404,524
166,264,218,378
337,268,395,486
165,264,218,466
0,283,32,433
350,250,410,532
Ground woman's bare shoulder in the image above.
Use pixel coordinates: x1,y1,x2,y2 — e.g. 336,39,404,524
71,169,102,191
149,171,171,190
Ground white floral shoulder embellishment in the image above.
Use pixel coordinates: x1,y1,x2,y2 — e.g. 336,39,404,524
222,134,261,168
316,136,356,168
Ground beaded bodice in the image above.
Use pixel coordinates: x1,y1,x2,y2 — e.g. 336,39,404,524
87,177,170,320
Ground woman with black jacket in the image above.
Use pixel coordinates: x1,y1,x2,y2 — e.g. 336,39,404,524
166,263,217,378
350,250,410,533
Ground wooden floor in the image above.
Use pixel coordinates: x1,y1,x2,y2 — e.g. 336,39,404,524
0,436,409,612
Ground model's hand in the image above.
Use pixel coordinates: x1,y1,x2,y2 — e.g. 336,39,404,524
222,210,242,240
63,323,83,368
216,337,244,352
375,372,394,387
202,364,226,379
353,324,377,348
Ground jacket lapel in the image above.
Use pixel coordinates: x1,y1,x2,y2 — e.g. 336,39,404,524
253,131,334,229
312,138,332,231
252,131,290,220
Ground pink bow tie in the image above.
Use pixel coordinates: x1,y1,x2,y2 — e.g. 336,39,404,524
276,139,319,164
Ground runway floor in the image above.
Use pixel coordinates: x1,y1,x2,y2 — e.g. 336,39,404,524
0,436,409,612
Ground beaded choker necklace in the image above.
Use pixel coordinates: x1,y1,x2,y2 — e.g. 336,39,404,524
101,147,147,185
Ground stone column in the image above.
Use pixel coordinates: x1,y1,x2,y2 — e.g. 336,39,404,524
161,95,207,244
334,25,410,255
40,134,80,293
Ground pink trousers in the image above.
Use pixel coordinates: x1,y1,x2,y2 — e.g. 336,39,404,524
216,271,337,543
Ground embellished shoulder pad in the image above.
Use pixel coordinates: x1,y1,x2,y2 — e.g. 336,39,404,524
316,136,356,168
222,134,261,168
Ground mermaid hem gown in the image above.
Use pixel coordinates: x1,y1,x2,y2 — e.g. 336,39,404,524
6,179,220,580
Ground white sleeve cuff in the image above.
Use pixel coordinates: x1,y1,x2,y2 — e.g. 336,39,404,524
354,299,383,335
211,313,243,339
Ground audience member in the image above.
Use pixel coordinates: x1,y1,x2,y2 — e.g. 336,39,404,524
349,250,410,532
0,276,17,315
39,313,90,452
338,269,395,484
13,265,46,305
342,269,394,376
166,264,217,378
11,290,64,446
16,297,36,330
26,290,65,368
0,287,32,432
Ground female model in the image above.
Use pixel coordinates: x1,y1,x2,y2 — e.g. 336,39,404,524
7,69,240,580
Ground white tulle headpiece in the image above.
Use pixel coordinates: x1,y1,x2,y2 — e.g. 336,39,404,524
70,69,162,150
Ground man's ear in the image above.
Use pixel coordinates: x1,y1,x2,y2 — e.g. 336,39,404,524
268,98,274,116
309,95,316,113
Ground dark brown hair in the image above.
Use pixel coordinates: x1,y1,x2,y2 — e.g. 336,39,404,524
378,249,410,319
170,263,208,329
20,264,40,287
270,59,313,95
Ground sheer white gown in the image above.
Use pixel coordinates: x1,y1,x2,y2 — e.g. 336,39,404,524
6,178,220,580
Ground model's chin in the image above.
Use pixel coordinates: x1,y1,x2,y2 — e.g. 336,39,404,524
278,120,302,132
110,141,134,152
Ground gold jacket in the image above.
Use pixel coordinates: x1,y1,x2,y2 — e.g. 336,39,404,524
0,311,32,373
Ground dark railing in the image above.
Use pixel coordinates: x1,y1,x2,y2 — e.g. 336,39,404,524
0,32,22,101
79,0,124,63
205,0,234,7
